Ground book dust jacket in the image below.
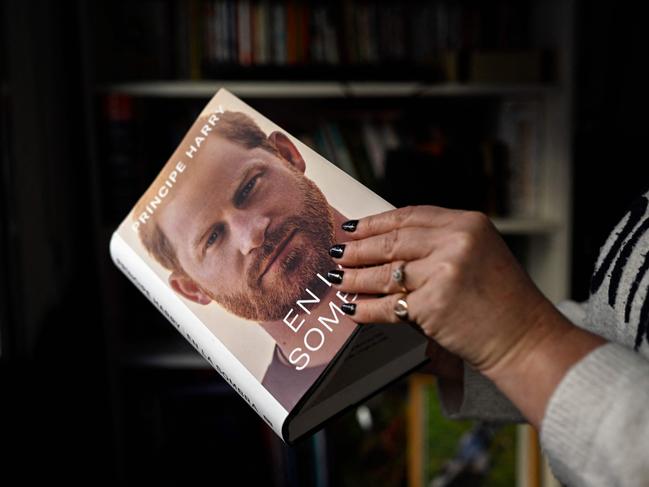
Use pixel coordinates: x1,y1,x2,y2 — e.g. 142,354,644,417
110,89,406,440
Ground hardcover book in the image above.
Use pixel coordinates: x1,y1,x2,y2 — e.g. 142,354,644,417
109,88,429,443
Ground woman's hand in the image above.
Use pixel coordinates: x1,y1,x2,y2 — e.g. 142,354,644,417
330,205,554,377
330,205,606,428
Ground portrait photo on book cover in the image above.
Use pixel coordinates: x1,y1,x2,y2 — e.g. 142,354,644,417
124,106,360,411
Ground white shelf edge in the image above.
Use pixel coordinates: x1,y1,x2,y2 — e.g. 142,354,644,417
123,343,211,369
491,217,560,235
127,351,211,369
97,80,558,98
419,82,558,97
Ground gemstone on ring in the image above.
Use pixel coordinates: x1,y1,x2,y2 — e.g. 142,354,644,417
392,263,407,292
393,297,409,320
392,265,404,283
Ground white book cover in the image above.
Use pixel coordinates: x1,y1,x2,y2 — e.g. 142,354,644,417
110,88,428,442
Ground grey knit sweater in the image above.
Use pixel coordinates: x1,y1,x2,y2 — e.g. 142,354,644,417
439,192,649,486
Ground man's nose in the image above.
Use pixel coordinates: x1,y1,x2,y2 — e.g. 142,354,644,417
231,212,270,255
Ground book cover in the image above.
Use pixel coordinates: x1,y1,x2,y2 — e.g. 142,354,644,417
110,88,428,443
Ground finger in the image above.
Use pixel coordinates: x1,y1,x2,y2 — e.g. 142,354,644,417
344,205,456,240
333,259,426,295
333,226,438,266
341,281,444,334
342,293,409,324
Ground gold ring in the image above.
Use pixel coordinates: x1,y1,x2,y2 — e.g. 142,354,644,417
393,296,409,321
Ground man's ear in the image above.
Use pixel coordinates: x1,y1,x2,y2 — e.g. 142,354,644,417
268,131,306,174
168,271,212,305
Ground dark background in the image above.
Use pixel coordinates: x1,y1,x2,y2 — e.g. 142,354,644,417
1,0,647,485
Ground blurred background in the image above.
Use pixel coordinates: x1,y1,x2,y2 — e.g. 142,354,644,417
1,0,648,485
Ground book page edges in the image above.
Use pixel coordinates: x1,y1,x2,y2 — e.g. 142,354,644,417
109,231,290,439
288,340,428,442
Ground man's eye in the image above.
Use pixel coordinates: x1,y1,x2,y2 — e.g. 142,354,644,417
206,226,221,248
236,174,260,205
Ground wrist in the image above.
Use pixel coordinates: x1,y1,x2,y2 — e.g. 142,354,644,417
482,298,565,382
483,301,605,428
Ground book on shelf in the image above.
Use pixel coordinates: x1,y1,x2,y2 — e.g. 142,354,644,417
92,0,554,84
498,100,541,217
109,88,429,443
192,0,542,80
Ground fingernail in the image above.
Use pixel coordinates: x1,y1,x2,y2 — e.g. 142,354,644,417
327,269,344,284
341,303,356,315
329,244,346,258
342,220,358,232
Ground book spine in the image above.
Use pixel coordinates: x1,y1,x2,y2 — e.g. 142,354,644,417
204,1,214,64
272,2,286,65
323,123,360,180
227,0,237,64
322,6,339,65
253,1,266,65
109,231,289,440
222,0,231,63
297,2,309,64
342,2,356,64
360,119,386,180
260,0,270,65
173,0,190,78
498,102,540,217
216,0,226,63
238,0,252,66
286,1,297,64
188,0,203,79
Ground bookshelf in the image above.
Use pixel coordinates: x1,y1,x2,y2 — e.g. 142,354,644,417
99,80,558,98
80,1,575,486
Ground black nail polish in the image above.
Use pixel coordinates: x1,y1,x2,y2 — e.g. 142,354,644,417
329,244,346,258
342,220,358,232
327,270,344,284
341,303,356,315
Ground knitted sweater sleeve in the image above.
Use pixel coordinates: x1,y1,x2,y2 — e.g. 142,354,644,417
437,364,525,422
541,342,649,487
437,306,649,486
438,190,649,485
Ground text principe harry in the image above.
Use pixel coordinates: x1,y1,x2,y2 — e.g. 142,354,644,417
131,105,225,233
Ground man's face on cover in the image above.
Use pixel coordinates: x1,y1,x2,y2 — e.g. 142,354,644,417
159,132,335,321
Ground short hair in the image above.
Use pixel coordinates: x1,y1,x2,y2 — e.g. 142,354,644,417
132,110,279,275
